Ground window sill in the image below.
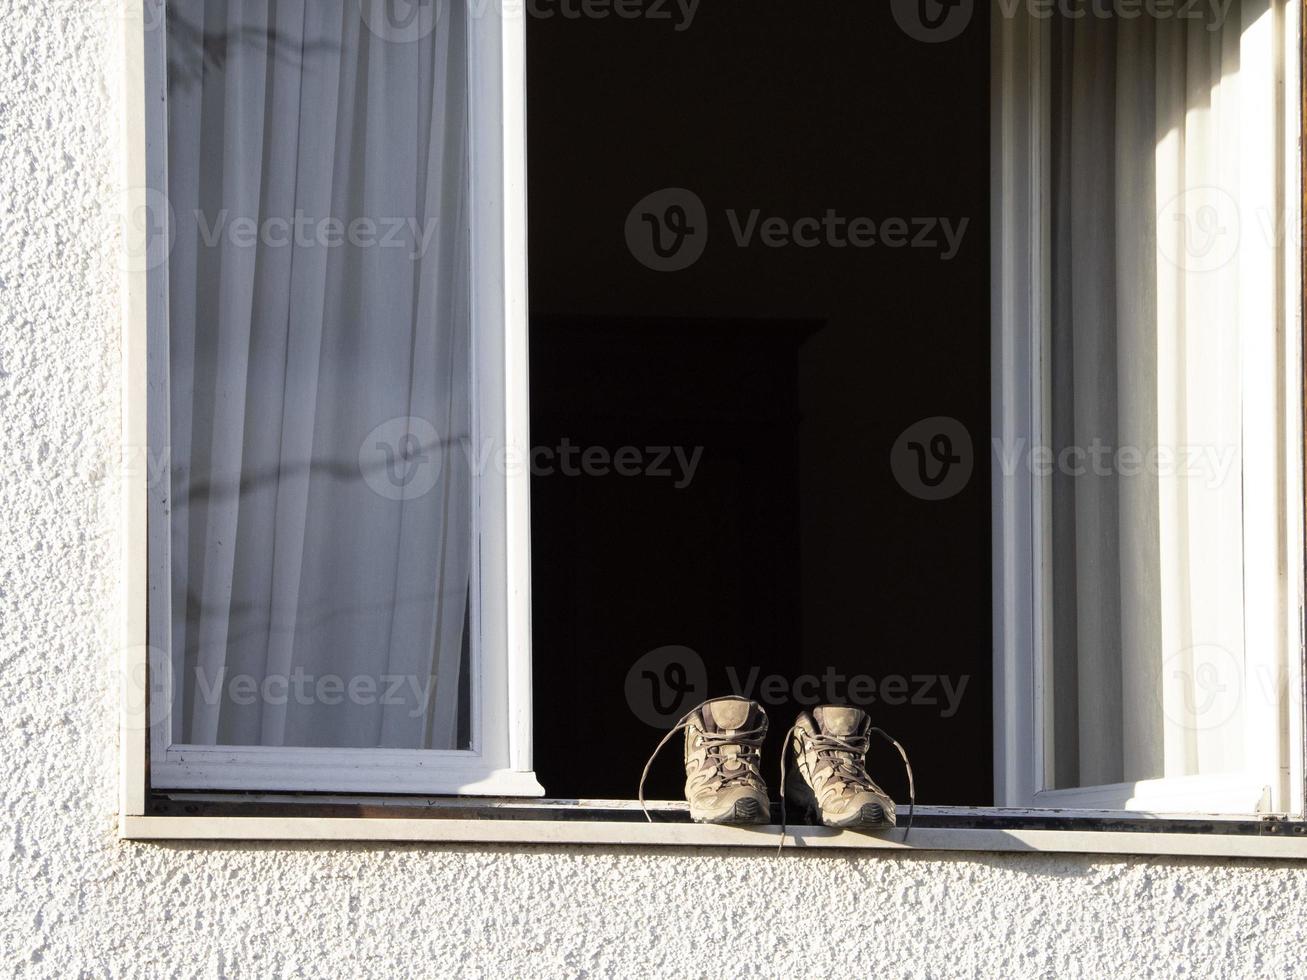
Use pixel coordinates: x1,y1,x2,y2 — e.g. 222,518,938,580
120,797,1307,859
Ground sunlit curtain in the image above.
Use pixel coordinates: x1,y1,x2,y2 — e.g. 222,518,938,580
1048,0,1285,787
166,0,472,750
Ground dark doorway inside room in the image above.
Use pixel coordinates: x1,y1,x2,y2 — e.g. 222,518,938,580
528,2,992,807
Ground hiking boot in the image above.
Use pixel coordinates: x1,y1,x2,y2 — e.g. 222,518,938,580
639,696,770,825
681,698,770,824
784,705,896,830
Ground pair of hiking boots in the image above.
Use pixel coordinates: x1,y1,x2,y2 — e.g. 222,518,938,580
640,697,913,833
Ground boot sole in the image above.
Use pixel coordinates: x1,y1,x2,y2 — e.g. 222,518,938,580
691,797,768,825
787,774,896,831
823,802,895,831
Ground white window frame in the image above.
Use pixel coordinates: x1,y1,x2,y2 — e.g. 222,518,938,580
990,3,1306,818
119,1,1307,853
122,0,540,799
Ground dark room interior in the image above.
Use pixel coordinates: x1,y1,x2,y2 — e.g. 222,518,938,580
527,1,993,806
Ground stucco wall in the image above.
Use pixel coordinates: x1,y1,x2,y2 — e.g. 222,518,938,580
2,3,1307,976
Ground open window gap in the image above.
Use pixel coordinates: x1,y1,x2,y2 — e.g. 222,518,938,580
525,0,993,808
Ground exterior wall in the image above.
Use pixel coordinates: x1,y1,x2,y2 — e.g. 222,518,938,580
2,4,1306,976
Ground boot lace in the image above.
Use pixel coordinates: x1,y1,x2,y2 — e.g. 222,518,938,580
805,731,876,791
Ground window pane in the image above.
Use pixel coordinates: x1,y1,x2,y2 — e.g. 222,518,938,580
165,0,472,750
1046,2,1282,787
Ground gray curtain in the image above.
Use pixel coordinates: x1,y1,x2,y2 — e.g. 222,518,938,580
167,0,472,750
1049,0,1281,787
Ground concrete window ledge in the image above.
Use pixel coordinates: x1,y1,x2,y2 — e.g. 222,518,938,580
121,799,1307,859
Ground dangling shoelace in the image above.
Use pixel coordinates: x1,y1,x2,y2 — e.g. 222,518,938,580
776,725,916,854
637,698,767,823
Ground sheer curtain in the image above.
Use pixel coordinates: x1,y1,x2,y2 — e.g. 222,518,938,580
1049,0,1284,787
166,0,472,750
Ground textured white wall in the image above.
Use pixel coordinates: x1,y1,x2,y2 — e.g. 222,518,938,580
2,3,1307,976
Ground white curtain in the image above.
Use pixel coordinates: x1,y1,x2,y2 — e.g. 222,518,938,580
1049,0,1284,787
167,0,472,750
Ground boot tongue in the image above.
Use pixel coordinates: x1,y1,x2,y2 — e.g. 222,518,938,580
814,705,866,737
707,699,752,731
703,699,756,768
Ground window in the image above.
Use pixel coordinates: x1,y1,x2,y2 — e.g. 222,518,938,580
122,0,1306,845
133,0,538,796
992,0,1303,816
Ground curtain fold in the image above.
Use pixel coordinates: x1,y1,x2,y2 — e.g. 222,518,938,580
1049,0,1282,787
167,0,471,750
